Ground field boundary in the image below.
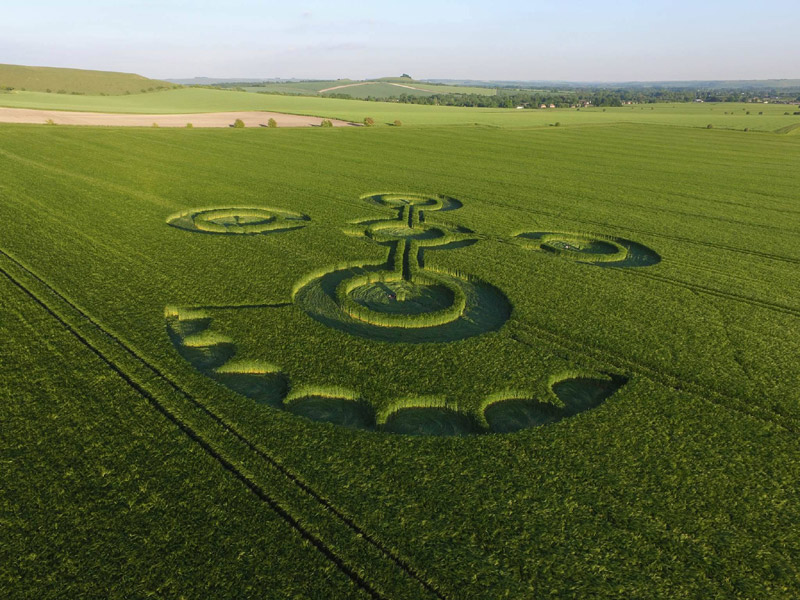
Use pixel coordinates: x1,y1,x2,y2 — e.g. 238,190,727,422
0,247,448,600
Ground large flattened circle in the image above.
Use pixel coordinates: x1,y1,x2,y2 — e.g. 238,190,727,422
515,231,661,268
294,266,511,343
361,192,463,212
167,206,310,235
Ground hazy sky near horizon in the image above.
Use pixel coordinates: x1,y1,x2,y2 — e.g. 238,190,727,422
2,0,797,81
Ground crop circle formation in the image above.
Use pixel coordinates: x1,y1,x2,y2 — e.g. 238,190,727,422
514,231,661,268
294,192,511,342
165,309,628,437
164,193,661,436
167,206,310,235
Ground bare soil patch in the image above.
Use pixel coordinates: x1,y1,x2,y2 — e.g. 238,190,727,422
0,108,355,128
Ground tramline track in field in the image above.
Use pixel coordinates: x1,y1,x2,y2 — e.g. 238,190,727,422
616,268,800,319
477,195,800,267
0,266,384,599
0,247,448,600
484,233,800,318
510,321,799,436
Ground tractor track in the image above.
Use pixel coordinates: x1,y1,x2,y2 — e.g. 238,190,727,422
0,263,385,599
487,233,800,319
0,247,448,600
479,195,800,266
617,269,800,318
510,321,799,436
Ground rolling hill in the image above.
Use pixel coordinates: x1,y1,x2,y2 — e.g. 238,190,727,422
213,77,497,98
0,63,178,95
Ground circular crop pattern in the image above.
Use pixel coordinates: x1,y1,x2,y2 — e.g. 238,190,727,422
166,307,629,437
163,191,645,439
292,190,510,341
349,279,454,314
514,231,661,268
294,267,510,343
336,271,466,329
362,192,462,212
167,206,310,235
366,222,446,242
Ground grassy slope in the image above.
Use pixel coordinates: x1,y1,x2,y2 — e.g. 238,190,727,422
241,80,495,97
321,82,437,98
243,81,437,98
0,275,366,599
0,87,797,131
0,63,175,95
397,82,498,95
0,122,799,597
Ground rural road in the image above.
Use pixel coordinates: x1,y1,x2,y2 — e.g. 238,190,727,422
0,108,355,128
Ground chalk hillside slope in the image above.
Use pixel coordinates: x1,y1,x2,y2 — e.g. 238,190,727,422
0,63,177,95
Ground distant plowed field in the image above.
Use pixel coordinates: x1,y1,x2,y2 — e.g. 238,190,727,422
0,107,354,127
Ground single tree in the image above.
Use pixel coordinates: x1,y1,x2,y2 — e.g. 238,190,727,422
233,118,245,128
364,117,375,126
186,123,193,128
267,118,277,128
393,120,402,127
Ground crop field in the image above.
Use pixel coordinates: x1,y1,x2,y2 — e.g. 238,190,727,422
2,87,799,131
0,63,175,95
242,82,441,98
2,120,800,598
239,79,496,98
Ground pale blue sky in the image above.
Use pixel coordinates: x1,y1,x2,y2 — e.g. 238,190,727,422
2,0,797,80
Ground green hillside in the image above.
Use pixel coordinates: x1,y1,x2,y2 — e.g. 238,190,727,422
237,79,496,98
320,82,438,98
318,81,496,98
0,63,178,95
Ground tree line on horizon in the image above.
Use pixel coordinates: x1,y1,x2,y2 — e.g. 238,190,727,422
322,87,800,108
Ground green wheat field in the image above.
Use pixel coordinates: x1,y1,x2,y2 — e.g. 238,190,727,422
2,110,800,598
3,86,800,130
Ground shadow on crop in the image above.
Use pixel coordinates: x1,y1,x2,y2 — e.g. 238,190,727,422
382,407,481,436
284,396,376,430
484,374,628,434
